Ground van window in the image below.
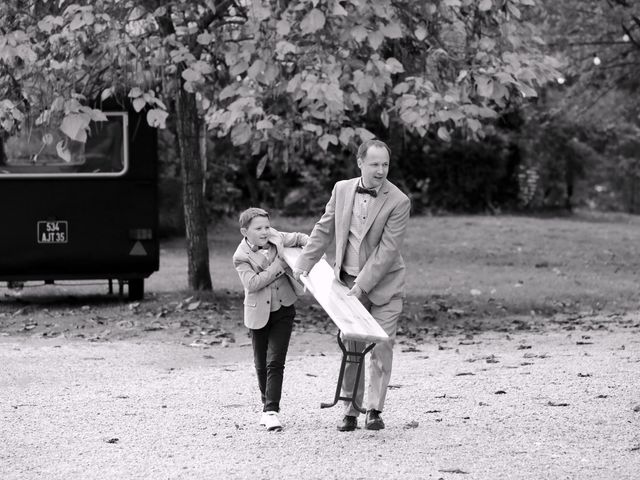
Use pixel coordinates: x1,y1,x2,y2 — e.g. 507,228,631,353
0,113,128,177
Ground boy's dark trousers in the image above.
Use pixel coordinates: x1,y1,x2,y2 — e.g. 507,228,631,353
250,304,295,412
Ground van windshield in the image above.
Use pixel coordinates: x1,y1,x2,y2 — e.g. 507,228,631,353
0,113,127,176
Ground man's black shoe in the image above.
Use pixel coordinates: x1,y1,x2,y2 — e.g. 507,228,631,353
365,409,385,430
337,415,357,432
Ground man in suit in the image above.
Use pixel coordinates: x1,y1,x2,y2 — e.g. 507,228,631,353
294,139,411,431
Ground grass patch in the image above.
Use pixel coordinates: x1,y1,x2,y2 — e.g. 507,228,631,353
167,213,640,318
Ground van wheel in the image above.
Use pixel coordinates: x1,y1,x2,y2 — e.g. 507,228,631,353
128,278,144,300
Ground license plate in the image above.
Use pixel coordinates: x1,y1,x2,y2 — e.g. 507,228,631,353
37,221,68,244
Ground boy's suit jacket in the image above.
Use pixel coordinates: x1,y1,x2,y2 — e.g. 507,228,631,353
295,178,411,306
233,228,307,329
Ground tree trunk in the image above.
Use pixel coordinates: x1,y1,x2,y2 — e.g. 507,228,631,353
175,88,213,291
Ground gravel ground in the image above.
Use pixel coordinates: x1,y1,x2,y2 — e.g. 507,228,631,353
2,321,640,480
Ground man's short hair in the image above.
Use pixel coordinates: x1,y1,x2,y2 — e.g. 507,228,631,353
357,139,391,160
238,207,270,229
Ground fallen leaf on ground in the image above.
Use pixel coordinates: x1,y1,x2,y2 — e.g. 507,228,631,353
547,401,570,407
438,468,468,474
187,301,201,311
495,390,507,395
404,421,419,429
402,345,421,352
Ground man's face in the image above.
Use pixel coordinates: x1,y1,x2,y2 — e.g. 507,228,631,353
357,145,390,189
241,215,271,247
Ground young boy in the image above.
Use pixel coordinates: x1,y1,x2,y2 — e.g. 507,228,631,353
232,207,308,431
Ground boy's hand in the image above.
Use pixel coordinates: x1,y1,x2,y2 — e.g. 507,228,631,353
293,268,308,282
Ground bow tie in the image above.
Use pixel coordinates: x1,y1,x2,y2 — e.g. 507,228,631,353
356,185,377,197
251,243,268,253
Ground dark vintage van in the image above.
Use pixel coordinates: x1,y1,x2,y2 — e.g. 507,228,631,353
0,104,159,300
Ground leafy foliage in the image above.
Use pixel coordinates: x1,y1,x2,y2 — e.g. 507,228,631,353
1,0,557,161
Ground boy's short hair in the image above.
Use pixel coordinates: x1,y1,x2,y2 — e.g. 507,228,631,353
239,207,270,229
357,139,391,160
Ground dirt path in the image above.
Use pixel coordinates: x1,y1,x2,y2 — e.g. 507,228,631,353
2,318,639,480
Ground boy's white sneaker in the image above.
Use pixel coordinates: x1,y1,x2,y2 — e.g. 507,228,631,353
259,412,269,426
262,411,282,431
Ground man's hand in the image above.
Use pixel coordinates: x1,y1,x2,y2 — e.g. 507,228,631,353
292,268,308,282
346,284,364,299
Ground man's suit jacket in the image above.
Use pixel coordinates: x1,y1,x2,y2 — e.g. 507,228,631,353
233,228,307,329
295,178,411,306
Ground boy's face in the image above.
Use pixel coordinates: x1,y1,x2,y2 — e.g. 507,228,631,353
241,215,270,247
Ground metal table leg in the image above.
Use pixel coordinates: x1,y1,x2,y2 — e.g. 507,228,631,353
321,331,376,414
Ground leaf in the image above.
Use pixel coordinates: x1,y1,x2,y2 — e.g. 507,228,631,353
443,0,461,6
507,2,521,19
128,87,143,99
333,2,348,16
133,97,146,112
438,469,468,474
338,126,354,145
250,0,271,21
101,88,114,101
415,25,427,41
403,421,419,429
69,13,85,31
187,301,201,311
475,75,493,98
88,109,108,122
393,82,410,94
276,19,290,36
318,133,338,151
385,57,404,74
181,68,201,83
197,32,213,45
229,60,249,76
247,59,266,80
300,8,325,35
256,119,273,130
381,22,403,39
60,114,89,142
437,126,451,142
146,109,168,129
355,127,375,141
56,140,71,162
479,37,495,51
380,110,389,128
303,123,323,135
219,85,237,101
351,26,368,42
518,83,538,98
368,30,384,50
256,154,268,178
231,122,252,146
478,0,492,11
467,118,481,132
